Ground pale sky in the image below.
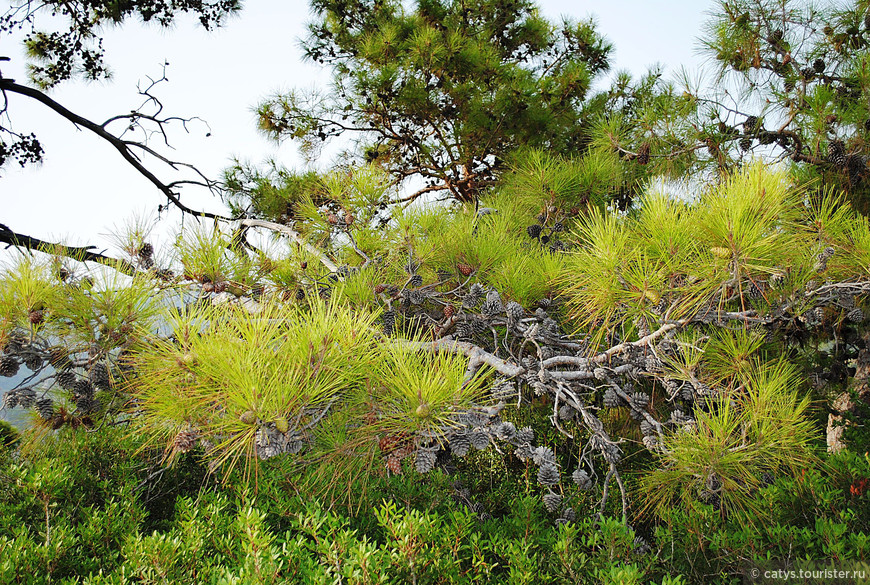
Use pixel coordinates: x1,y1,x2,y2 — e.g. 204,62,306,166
0,0,716,255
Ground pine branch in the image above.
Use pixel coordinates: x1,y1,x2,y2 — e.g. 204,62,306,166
0,223,137,275
236,218,338,273
395,337,524,378
0,78,230,221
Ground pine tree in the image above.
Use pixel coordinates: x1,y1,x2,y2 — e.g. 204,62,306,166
255,0,611,203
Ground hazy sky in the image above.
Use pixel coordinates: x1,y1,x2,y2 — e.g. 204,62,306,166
0,0,717,254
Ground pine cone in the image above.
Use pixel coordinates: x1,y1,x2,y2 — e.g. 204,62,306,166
558,404,574,420
603,388,621,409
28,309,44,325
171,429,198,454
493,421,517,441
517,426,534,443
75,394,98,414
0,355,19,378
73,379,94,399
56,371,76,390
537,463,560,487
640,420,655,437
2,392,17,410
601,442,621,464
457,263,474,277
526,224,543,239
415,448,437,473
572,468,592,490
470,318,488,336
532,446,556,466
449,433,471,457
385,455,402,475
23,353,43,372
443,304,456,319
637,141,651,165
630,391,650,410
543,492,562,513
462,283,484,308
670,409,690,425
454,321,472,338
407,289,426,305
48,347,71,370
481,290,503,317
381,310,396,335
829,139,847,166
15,388,36,409
743,115,760,133
35,397,54,420
89,362,111,390
470,431,489,450
847,307,864,323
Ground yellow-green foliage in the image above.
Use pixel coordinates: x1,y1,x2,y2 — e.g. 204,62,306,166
131,299,380,470
641,358,816,522
55,271,161,351
0,257,61,336
372,340,491,438
559,163,870,340
500,147,618,212
175,224,252,285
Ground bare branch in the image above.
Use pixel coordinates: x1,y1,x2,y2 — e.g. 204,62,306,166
237,218,338,272
0,223,137,275
0,78,229,221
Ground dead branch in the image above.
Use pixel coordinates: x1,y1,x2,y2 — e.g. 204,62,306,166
0,223,137,275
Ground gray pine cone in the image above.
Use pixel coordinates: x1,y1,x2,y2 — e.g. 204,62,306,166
481,290,504,317
415,448,437,473
517,426,534,443
537,463,560,487
505,301,524,322
572,468,592,490
543,492,562,513
2,392,17,410
381,310,396,335
462,283,484,308
23,353,43,372
407,289,426,305
89,362,112,390
15,388,36,409
630,392,650,409
73,379,94,399
449,433,471,457
470,318,489,335
514,442,533,461
56,371,77,390
531,446,556,466
603,388,621,409
470,431,489,450
494,421,517,441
